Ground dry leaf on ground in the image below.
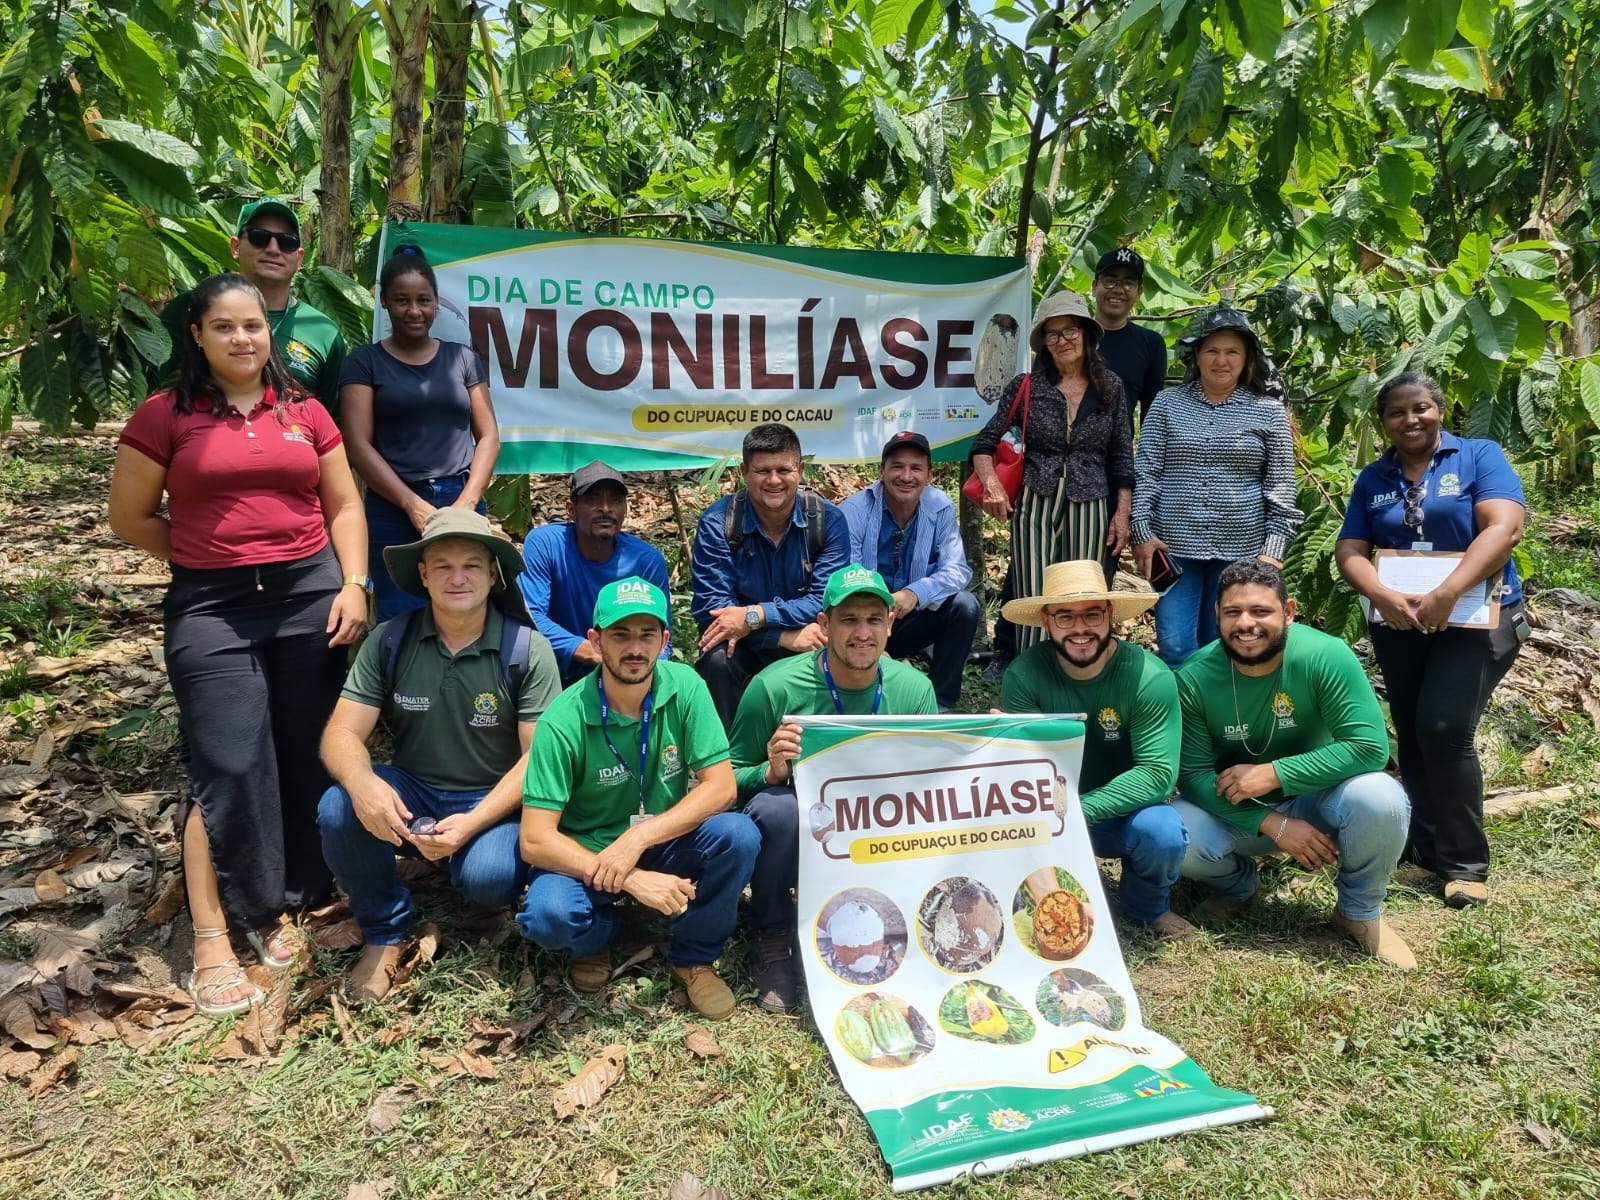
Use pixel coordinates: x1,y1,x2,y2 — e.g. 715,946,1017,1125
597,1166,619,1188
0,767,50,798
345,1182,394,1200
551,1043,627,1119
0,993,54,1051
312,917,364,951
24,1046,78,1097
668,1171,732,1200
0,1049,43,1079
31,870,68,903
139,873,185,925
682,1024,725,1058
238,969,294,1056
366,1083,418,1135
1580,812,1600,833
1525,1119,1555,1150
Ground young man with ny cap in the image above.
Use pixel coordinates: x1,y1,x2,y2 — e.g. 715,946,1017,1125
691,423,851,731
318,509,562,1002
517,577,759,1020
1173,559,1416,968
1091,247,1168,428
728,565,937,1012
1000,561,1196,941
159,199,347,412
839,430,981,711
518,461,670,688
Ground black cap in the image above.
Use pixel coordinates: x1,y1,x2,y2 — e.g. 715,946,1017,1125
570,460,627,497
1095,247,1145,280
881,430,932,463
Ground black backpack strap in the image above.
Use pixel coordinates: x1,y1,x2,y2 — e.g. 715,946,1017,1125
500,617,534,703
724,489,747,552
377,608,420,700
800,486,826,563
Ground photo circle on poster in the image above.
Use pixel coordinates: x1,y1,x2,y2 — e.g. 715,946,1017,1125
1011,866,1094,961
916,877,1005,973
813,888,908,985
936,978,1038,1045
833,992,935,1069
1035,968,1126,1031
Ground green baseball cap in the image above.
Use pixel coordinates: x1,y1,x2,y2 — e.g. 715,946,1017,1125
236,198,299,235
593,576,669,630
823,565,894,610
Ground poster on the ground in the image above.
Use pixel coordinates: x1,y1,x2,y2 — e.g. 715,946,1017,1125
792,714,1269,1192
379,222,1030,473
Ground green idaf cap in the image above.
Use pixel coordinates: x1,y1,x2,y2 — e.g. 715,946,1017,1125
823,565,894,610
593,576,669,629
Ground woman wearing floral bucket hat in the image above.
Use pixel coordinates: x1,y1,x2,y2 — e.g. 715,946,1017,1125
970,291,1135,657
1129,304,1302,667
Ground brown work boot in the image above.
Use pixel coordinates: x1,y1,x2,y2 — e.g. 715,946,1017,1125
346,943,403,1004
569,952,612,995
1148,911,1200,942
1329,912,1417,969
1192,894,1248,927
670,964,736,1021
1443,880,1488,909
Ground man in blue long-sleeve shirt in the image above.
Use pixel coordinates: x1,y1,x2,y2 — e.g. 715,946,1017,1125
518,462,670,687
691,424,850,730
839,431,980,710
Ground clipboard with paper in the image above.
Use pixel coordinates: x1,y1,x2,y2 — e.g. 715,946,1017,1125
1371,549,1501,629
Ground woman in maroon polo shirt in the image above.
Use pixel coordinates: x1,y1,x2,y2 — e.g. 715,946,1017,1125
110,273,368,1016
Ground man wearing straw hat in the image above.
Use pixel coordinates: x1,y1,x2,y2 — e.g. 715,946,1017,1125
1000,560,1196,941
319,509,562,1002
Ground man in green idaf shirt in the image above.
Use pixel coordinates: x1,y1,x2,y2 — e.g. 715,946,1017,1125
999,561,1196,942
729,565,936,1013
319,509,562,1002
1173,559,1415,968
517,577,759,1021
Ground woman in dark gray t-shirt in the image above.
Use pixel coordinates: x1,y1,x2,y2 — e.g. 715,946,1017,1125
340,247,501,621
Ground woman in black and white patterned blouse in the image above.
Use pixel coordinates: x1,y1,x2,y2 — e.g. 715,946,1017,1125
971,291,1134,656
1129,305,1302,667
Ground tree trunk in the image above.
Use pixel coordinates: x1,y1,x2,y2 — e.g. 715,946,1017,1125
425,0,474,223
1013,0,1067,260
312,0,365,271
379,0,431,222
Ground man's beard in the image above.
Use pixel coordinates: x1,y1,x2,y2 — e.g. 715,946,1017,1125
1221,626,1289,667
1051,628,1113,668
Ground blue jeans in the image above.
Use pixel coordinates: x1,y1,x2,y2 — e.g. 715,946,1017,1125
365,474,485,623
1089,804,1188,925
317,764,528,945
887,591,983,711
516,812,759,966
1172,771,1410,922
1151,556,1229,668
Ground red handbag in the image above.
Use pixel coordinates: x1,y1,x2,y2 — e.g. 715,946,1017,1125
962,374,1031,507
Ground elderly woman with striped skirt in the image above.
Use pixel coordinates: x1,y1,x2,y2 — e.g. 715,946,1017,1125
971,291,1134,655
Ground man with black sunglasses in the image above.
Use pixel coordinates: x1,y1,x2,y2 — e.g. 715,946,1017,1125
159,198,347,415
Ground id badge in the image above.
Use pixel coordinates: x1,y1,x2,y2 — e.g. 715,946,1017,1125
1411,541,1433,552
629,812,653,828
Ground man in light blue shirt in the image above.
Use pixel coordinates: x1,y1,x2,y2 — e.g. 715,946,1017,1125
518,462,670,687
840,431,980,710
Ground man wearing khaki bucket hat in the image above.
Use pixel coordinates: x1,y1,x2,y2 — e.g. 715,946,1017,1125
999,560,1197,940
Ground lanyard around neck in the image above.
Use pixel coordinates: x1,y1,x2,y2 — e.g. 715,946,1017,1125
596,672,652,815
819,650,883,716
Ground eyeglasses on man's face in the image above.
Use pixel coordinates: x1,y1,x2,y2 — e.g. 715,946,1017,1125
243,227,302,252
1043,606,1108,629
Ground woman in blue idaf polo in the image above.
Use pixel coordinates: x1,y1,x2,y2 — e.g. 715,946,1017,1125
1335,372,1527,911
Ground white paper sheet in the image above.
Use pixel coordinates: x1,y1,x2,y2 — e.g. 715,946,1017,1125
1374,553,1494,627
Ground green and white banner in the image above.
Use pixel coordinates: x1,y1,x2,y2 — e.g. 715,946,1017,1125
793,714,1268,1192
380,223,1029,473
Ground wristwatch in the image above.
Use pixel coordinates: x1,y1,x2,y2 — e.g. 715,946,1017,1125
343,573,373,592
745,605,764,629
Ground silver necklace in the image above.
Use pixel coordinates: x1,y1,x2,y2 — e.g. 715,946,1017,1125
1229,660,1281,756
